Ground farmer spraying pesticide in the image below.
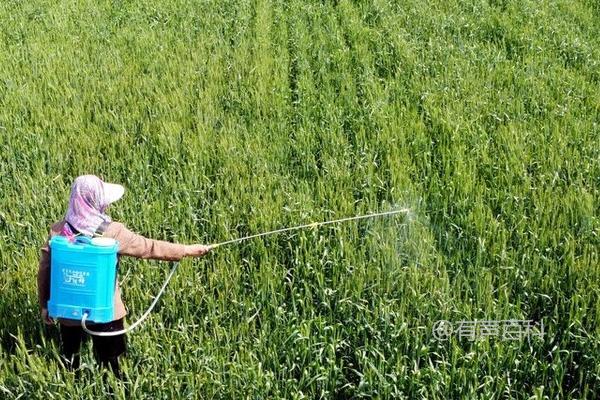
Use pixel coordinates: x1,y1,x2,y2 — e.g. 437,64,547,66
38,174,408,379
37,175,211,377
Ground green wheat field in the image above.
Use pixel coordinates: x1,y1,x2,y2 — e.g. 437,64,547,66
0,0,598,398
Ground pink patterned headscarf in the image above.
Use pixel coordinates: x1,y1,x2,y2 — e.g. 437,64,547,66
62,175,125,238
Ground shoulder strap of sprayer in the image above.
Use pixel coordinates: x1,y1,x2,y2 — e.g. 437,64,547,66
94,221,110,237
65,221,109,238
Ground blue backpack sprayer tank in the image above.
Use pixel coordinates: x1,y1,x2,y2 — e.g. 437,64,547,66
48,235,119,323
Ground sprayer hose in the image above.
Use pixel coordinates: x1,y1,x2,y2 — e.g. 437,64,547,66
81,262,179,337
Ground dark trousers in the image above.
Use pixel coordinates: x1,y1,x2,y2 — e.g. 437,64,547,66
59,318,126,378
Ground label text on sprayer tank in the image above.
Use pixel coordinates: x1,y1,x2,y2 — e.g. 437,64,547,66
62,268,89,286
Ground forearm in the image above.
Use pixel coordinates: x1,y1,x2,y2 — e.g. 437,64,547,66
136,238,187,261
